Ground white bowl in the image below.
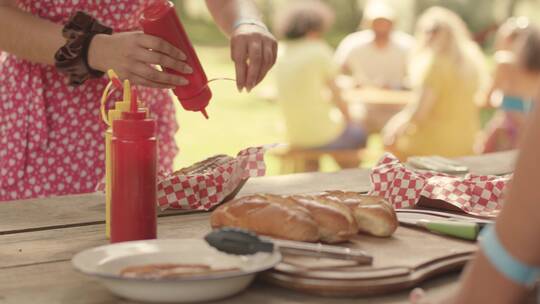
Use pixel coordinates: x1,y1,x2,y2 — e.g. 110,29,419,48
72,239,281,303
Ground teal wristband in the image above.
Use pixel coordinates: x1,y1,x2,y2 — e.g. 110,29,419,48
232,18,268,32
480,225,540,286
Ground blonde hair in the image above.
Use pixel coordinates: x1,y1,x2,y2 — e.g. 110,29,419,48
410,7,488,96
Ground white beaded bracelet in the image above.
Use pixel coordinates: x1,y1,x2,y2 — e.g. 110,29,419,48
232,18,269,32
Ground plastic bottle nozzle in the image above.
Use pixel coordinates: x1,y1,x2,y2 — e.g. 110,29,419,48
107,70,123,89
122,86,145,120
200,108,209,119
130,87,138,113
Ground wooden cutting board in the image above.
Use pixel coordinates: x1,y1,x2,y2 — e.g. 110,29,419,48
263,226,477,296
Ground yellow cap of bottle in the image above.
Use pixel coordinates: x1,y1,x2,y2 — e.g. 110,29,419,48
101,71,149,239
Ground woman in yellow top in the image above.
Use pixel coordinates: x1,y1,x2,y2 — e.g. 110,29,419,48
383,7,487,160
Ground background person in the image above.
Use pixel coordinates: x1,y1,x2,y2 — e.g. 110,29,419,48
382,6,488,160
411,68,540,304
334,0,413,89
273,0,367,171
478,18,540,153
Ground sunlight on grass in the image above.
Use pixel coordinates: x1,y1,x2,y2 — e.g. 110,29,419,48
172,46,284,175
172,46,384,175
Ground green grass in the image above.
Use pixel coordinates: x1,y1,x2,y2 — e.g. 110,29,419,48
172,46,384,175
172,46,283,175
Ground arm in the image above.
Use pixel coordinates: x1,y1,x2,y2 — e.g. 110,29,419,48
452,96,540,303
205,0,260,35
381,87,435,150
0,0,190,88
411,89,540,304
388,88,435,135
402,54,440,123
206,0,277,92
483,63,507,108
334,36,354,76
0,0,64,65
408,88,436,122
328,79,352,123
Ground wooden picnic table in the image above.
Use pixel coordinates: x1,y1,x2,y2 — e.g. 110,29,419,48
343,87,416,133
0,150,517,304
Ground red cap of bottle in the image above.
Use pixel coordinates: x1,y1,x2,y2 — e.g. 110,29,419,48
140,0,212,119
113,90,156,139
110,87,157,243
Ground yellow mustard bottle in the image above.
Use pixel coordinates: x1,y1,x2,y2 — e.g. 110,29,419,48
101,71,131,239
101,71,150,238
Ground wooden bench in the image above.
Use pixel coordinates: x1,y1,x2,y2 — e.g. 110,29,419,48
271,147,364,173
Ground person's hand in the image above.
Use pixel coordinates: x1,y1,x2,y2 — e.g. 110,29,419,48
409,288,456,304
382,109,413,147
382,120,407,147
88,32,192,88
410,288,429,304
230,23,277,92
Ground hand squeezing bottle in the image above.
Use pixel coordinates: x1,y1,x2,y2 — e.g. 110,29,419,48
140,0,212,118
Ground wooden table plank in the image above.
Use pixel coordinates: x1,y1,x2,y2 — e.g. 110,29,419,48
3,152,519,304
0,204,462,304
0,151,516,235
0,169,372,235
344,88,415,106
0,214,210,269
0,193,105,235
240,168,372,195
343,88,415,132
456,150,517,176
0,260,459,304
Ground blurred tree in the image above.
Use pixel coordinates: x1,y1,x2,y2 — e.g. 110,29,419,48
325,0,362,32
514,0,540,21
258,0,274,27
170,0,540,48
505,0,522,18
322,0,362,46
264,0,362,47
413,0,496,34
171,0,184,11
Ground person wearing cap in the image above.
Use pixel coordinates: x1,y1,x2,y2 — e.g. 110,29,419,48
0,0,277,201
334,1,413,89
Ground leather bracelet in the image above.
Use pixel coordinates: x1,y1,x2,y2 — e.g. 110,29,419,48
54,11,112,85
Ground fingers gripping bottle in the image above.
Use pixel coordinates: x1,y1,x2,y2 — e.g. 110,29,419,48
140,0,212,118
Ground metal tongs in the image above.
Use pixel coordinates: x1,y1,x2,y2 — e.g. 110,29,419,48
205,228,373,265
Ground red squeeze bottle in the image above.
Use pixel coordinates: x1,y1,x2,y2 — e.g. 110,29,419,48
110,90,157,243
140,0,211,119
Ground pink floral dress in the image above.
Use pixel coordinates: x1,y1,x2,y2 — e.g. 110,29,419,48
0,0,178,201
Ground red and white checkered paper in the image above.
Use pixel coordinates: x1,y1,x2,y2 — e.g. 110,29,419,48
369,153,511,218
157,145,276,211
